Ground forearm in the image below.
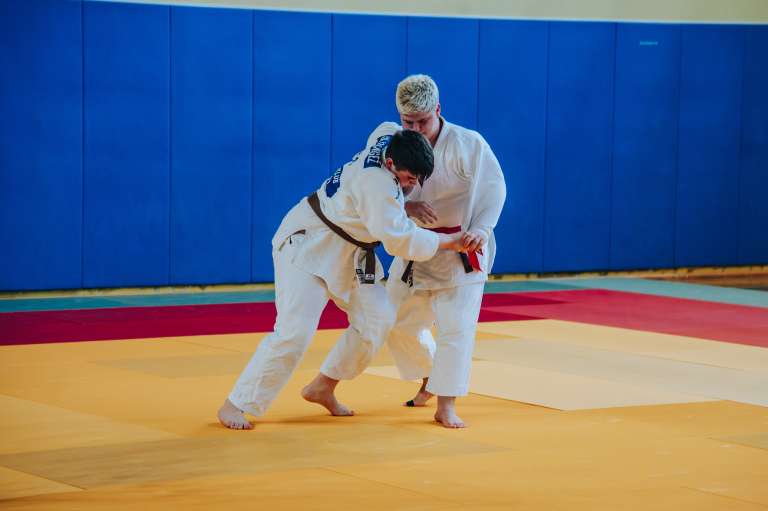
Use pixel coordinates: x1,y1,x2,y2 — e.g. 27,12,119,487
437,232,464,252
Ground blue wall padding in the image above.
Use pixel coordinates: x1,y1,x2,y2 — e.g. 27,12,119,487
0,0,83,291
331,14,407,275
170,7,252,285
543,22,615,272
739,26,768,265
251,11,332,282
331,14,406,170
676,26,743,267
610,24,680,270
2,1,767,291
82,1,170,287
407,17,479,130
478,20,548,274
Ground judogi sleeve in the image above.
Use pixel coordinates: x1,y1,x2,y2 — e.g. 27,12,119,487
352,172,440,262
452,134,507,245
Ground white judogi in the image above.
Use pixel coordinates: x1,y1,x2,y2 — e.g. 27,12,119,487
229,123,439,416
322,118,506,397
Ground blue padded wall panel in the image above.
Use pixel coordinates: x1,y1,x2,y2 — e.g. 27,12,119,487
170,7,252,285
676,26,743,267
407,17,479,130
739,26,768,265
331,14,406,170
544,22,615,272
610,24,680,270
252,11,331,282
0,0,83,291
332,14,406,275
478,20,548,274
83,2,170,288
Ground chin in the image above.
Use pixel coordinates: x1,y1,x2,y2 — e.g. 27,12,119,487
402,186,415,196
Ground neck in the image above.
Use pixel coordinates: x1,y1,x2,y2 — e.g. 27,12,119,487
430,117,444,147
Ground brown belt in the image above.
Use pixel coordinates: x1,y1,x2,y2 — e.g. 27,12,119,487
307,192,380,284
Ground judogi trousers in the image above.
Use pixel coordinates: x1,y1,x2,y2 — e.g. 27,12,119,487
319,275,484,397
384,278,484,397
228,234,395,416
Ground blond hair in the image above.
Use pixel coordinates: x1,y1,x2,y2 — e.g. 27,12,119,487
395,74,439,114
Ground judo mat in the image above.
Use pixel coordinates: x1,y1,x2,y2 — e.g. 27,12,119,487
1,277,767,510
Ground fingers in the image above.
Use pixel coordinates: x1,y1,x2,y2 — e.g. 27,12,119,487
420,204,438,224
413,205,437,224
460,233,475,250
417,211,437,224
460,232,484,252
405,201,438,224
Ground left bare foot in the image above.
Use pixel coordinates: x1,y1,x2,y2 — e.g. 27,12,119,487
404,390,433,407
404,377,434,407
301,374,354,416
217,399,254,430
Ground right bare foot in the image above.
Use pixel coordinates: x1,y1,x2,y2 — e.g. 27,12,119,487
434,395,466,429
301,374,354,416
217,399,253,430
434,409,466,429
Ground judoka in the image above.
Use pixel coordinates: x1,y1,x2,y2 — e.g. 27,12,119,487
303,75,507,428
218,125,470,429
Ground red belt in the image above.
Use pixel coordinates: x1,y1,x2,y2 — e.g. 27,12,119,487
401,225,482,286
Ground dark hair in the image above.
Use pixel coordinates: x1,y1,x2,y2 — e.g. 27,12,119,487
386,129,434,184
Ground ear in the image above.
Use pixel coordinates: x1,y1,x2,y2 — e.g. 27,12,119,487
435,103,441,117
385,157,395,170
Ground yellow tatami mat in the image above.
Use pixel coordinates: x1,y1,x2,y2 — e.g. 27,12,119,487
366,361,715,410
0,466,79,502
0,395,178,455
2,328,767,510
367,320,768,409
477,320,768,372
472,338,767,406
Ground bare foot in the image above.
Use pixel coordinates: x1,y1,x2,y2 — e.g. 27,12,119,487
434,409,466,428
404,377,434,407
404,390,433,407
434,396,466,429
301,373,354,416
217,399,253,430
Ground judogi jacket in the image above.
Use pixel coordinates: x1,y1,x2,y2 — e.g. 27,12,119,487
389,118,507,290
272,122,440,301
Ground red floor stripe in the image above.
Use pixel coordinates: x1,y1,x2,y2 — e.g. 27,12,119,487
484,289,768,348
0,293,547,346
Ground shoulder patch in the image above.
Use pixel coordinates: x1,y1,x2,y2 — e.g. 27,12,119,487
364,135,392,169
325,166,343,197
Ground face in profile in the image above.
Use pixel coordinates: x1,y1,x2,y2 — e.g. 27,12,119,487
392,168,419,196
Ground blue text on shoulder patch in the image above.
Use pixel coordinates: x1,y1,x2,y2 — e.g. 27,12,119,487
325,166,343,197
325,151,362,198
364,135,392,168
